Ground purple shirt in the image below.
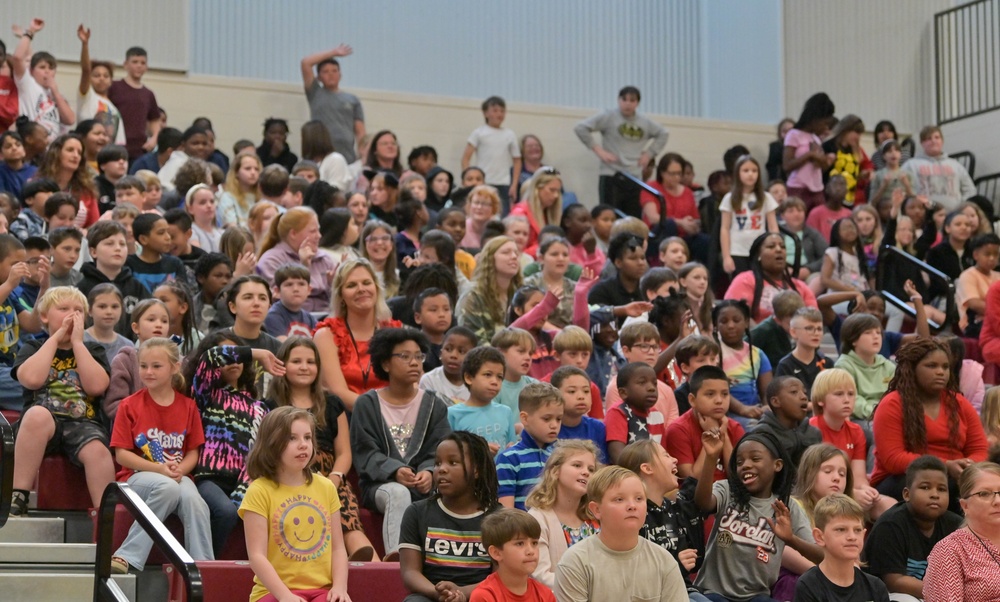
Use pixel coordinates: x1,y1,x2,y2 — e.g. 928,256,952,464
256,241,337,313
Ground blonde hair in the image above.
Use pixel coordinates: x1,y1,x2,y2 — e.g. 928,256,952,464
224,151,262,213
258,206,317,255
329,257,391,321
959,461,1000,499
894,215,917,254
813,493,865,530
134,169,161,191
138,337,185,391
36,286,89,319
810,368,856,416
553,326,592,354
610,216,650,241
587,465,641,504
466,185,501,217
793,444,855,521
959,201,992,236
852,204,883,249
468,236,523,328
525,440,601,520
523,171,562,229
981,388,1000,439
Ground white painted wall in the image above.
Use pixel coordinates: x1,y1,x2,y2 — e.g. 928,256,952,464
51,65,776,209
942,110,1000,178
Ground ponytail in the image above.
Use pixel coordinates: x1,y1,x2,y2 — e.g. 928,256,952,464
258,210,284,255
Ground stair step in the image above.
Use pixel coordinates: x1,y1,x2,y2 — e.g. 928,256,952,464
0,517,64,544
0,542,95,564
0,571,135,601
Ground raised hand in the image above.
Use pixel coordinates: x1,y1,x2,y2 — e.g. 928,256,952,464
622,301,653,317
680,309,696,337
903,279,920,300
767,500,794,543
700,427,724,458
5,262,28,288
77,24,90,43
331,43,353,57
251,349,286,377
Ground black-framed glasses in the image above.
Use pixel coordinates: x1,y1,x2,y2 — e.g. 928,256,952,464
966,490,1000,501
391,352,426,364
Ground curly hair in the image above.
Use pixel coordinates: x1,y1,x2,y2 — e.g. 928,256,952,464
647,289,691,344
525,439,600,521
469,236,523,329
885,338,959,454
36,134,96,197
434,431,500,513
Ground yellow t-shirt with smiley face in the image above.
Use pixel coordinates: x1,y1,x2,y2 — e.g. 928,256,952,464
239,474,342,601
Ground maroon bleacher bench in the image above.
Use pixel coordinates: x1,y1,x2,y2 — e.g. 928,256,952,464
92,505,248,562
164,560,407,602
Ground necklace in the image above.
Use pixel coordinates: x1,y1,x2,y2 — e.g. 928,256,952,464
969,526,1000,569
345,321,374,389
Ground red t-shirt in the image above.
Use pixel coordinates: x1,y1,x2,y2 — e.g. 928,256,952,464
665,409,745,482
0,76,18,132
110,389,205,481
605,403,667,447
639,181,700,225
540,372,604,420
809,415,866,462
805,204,852,243
470,572,556,602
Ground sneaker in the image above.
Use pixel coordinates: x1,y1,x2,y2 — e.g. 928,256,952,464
9,491,27,517
110,556,130,574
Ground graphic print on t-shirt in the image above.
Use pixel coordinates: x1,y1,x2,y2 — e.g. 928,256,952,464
424,527,490,570
717,506,776,556
273,493,330,562
39,355,93,419
135,427,187,464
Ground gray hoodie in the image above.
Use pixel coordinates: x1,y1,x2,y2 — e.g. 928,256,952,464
902,151,976,211
574,109,669,177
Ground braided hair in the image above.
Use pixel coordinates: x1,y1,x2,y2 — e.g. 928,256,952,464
885,338,960,454
728,431,796,513
748,232,797,320
829,218,871,283
648,289,692,344
434,431,500,513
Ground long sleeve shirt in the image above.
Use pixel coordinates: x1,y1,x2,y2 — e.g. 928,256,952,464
256,241,337,313
574,109,669,177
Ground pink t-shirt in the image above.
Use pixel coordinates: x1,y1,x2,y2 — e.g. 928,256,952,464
806,205,852,242
784,129,824,192
378,389,423,456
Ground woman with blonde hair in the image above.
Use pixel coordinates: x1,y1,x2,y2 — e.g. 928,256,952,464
456,235,523,344
312,257,402,411
525,439,600,588
256,206,336,312
246,200,279,253
509,168,563,257
217,151,261,228
460,185,501,250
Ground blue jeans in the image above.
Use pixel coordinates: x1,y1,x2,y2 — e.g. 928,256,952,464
0,366,23,412
196,479,239,556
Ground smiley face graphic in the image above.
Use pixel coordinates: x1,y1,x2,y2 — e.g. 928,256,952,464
275,498,329,560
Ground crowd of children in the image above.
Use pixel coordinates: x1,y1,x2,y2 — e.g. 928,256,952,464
4,18,1000,602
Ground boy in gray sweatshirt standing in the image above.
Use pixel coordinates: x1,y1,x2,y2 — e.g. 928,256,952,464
575,86,669,217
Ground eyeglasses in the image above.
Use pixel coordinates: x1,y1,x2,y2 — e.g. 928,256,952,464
632,343,658,352
366,235,392,244
470,199,493,208
966,490,1000,501
665,171,683,177
391,352,426,364
799,326,823,334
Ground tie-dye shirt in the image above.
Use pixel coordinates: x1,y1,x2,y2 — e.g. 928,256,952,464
190,345,268,502
398,498,492,587
720,341,772,408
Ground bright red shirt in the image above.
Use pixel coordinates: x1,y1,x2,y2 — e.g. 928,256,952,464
639,181,699,226
809,415,866,462
871,390,989,486
470,572,556,602
313,317,402,395
665,409,745,482
110,389,205,481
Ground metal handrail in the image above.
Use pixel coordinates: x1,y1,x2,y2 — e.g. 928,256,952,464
0,412,13,527
93,483,203,602
935,0,1000,123
875,244,954,331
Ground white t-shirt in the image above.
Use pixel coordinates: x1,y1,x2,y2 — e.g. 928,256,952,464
76,89,126,145
15,72,62,142
467,125,520,185
419,367,469,405
158,150,190,191
720,191,778,257
319,152,352,193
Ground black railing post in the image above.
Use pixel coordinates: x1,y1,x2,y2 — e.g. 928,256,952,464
0,412,13,527
93,482,203,602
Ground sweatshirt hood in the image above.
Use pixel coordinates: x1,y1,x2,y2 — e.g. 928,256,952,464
81,261,135,284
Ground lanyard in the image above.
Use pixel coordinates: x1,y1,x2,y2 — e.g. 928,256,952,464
346,322,372,389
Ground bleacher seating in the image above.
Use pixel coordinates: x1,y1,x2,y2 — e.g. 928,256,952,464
96,506,248,564
164,560,407,602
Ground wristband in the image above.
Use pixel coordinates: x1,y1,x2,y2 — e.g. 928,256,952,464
331,471,345,481
25,32,34,40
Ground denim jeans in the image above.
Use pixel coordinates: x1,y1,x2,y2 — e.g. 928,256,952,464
196,479,239,556
115,472,213,570
0,366,23,411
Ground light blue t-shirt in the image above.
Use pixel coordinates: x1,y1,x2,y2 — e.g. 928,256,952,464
447,402,517,449
495,376,539,417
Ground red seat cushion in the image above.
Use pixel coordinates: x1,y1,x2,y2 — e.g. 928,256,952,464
165,560,407,602
95,504,247,563
36,455,91,511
